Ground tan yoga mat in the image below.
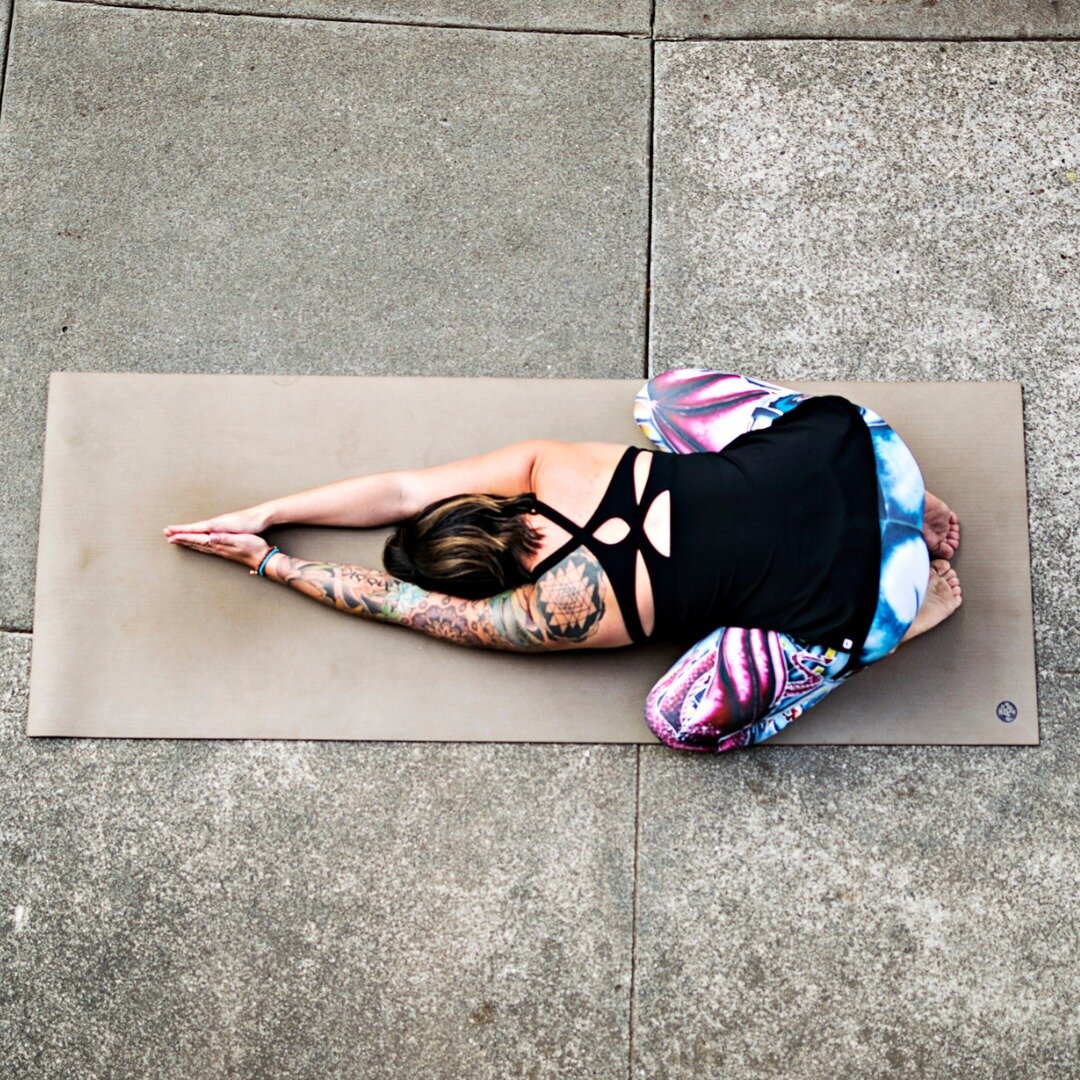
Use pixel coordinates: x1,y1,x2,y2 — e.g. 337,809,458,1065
27,372,1037,745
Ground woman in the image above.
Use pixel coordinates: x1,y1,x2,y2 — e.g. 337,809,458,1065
163,369,961,753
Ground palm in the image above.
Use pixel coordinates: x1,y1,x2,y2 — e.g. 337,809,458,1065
166,529,269,569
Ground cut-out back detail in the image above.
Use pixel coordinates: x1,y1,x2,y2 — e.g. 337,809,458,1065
527,447,675,645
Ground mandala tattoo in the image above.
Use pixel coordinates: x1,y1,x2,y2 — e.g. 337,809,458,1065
532,551,605,640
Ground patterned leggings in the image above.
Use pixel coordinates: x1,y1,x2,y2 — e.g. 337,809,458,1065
634,369,931,753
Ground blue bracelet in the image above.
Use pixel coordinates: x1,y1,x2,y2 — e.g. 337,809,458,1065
257,546,280,577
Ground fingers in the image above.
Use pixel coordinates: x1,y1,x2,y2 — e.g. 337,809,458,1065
168,531,217,547
168,531,238,549
163,516,242,535
163,520,215,536
163,508,266,536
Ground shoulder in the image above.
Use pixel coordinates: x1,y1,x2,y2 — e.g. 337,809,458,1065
531,440,636,487
515,553,634,650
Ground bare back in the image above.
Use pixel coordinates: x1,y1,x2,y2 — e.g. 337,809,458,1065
523,442,671,648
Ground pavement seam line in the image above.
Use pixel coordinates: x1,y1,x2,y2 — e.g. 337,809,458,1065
51,0,651,38
0,0,15,124
642,0,655,383
627,744,643,1078
656,32,1080,43
48,3,1079,42
630,10,653,1066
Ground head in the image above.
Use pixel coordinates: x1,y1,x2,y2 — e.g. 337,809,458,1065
382,492,544,599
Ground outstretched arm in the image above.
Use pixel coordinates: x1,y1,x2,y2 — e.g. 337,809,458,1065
262,551,592,652
165,440,545,536
165,530,617,651
164,470,410,536
260,439,548,527
260,470,409,529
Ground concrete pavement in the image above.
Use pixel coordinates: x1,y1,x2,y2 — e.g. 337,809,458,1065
1,3,1076,1076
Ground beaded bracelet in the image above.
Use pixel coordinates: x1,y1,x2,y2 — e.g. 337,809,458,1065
255,546,280,577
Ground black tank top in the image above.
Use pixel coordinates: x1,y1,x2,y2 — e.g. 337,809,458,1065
527,395,882,653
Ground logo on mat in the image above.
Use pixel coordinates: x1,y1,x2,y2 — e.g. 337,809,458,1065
996,700,1018,724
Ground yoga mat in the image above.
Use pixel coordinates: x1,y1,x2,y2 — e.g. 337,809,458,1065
28,372,1037,745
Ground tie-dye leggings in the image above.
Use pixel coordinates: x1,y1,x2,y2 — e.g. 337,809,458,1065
634,369,930,753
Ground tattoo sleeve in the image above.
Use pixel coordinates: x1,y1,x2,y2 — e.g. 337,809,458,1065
265,550,608,652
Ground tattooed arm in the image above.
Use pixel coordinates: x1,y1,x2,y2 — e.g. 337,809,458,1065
262,548,626,651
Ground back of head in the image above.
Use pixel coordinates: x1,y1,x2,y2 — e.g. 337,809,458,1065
382,492,543,600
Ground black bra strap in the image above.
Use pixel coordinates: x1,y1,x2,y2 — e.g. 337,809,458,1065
524,447,639,581
523,448,655,644
527,496,585,543
526,498,586,580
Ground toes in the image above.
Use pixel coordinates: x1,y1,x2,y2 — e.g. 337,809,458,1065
930,560,963,605
946,570,962,600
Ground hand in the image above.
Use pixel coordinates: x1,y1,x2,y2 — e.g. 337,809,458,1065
166,530,272,572
162,504,273,539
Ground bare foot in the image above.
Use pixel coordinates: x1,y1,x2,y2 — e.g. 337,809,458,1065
923,491,960,559
898,559,962,646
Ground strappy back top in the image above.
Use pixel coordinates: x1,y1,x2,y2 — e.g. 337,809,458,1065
526,446,678,645
525,395,882,654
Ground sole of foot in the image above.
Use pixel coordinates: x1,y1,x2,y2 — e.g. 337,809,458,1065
902,559,963,644
923,491,960,559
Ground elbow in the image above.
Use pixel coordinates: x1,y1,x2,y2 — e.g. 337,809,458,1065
391,473,416,523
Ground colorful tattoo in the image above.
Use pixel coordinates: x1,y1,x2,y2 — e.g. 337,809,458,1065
267,551,605,651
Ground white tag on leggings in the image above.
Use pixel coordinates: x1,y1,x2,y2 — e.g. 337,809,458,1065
843,638,853,650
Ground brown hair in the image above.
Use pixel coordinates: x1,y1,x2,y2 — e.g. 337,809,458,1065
382,492,544,599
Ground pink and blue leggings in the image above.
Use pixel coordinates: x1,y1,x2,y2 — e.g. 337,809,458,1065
634,369,930,753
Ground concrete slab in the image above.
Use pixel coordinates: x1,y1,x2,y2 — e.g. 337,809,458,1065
632,669,1079,1079
0,0,650,631
60,0,652,34
656,0,1080,40
649,40,1080,672
0,630,637,1077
